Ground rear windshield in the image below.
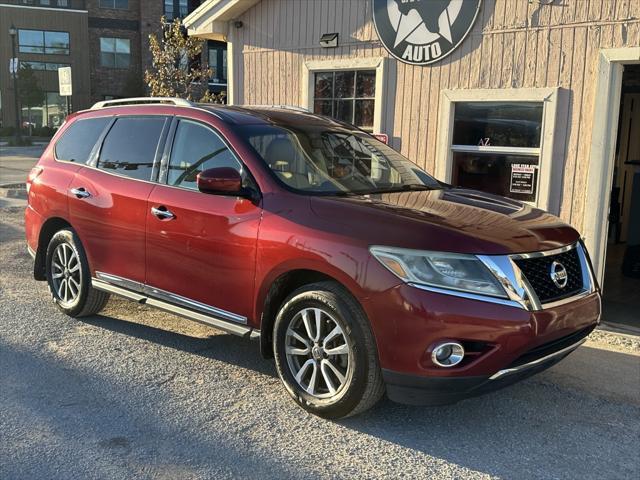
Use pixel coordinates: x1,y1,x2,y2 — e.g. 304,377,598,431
55,117,111,164
238,124,441,195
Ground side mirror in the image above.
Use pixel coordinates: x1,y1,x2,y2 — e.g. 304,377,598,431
197,167,243,195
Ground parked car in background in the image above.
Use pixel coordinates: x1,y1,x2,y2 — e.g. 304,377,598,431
25,98,601,418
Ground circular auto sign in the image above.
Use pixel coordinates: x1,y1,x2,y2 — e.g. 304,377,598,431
373,0,482,65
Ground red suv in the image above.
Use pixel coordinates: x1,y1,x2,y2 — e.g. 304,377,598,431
25,98,601,418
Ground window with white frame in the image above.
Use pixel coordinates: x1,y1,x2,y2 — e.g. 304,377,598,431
436,88,561,213
312,70,376,131
302,58,386,135
450,102,544,203
100,37,130,68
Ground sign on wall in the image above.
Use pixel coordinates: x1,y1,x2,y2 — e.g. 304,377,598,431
372,0,482,66
58,67,73,97
509,164,536,196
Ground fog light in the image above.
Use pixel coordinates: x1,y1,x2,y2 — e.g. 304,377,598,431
431,342,465,367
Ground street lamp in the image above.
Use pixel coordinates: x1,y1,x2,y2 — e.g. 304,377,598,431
9,24,22,144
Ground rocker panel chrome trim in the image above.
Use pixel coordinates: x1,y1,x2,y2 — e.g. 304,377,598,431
92,278,147,303
95,271,144,293
91,278,258,339
94,271,247,325
143,285,248,325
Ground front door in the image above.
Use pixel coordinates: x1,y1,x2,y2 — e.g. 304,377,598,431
145,118,262,324
69,115,169,287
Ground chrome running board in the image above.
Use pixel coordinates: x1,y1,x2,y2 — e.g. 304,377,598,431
489,338,586,380
92,278,260,339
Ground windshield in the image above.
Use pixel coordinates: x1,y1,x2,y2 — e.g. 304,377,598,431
238,124,442,195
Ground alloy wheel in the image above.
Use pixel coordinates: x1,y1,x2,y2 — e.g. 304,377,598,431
51,243,81,305
285,307,352,398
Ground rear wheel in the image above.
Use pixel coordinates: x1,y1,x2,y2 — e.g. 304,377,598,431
45,229,109,317
273,281,384,419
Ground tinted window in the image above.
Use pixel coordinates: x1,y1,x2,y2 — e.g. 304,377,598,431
55,117,110,164
452,153,538,202
97,117,166,181
167,120,242,190
452,102,543,148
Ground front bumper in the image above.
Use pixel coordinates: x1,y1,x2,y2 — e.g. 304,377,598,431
363,284,601,405
382,325,593,405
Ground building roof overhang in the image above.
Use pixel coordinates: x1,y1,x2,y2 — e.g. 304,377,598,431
183,0,260,41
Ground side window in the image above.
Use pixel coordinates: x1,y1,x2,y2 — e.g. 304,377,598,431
167,120,242,190
97,117,166,181
55,117,111,164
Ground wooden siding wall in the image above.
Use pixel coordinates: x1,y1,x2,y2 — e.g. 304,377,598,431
235,0,640,230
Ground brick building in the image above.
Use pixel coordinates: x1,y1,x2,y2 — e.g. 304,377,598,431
0,0,227,129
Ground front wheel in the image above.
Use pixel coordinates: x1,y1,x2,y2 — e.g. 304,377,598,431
273,282,384,419
45,228,110,317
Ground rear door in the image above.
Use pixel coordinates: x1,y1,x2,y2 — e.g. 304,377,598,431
145,118,262,322
68,115,170,287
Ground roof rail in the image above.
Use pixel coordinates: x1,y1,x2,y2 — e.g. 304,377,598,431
90,97,193,110
241,104,311,113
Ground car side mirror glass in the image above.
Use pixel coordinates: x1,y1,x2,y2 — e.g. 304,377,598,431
196,167,243,195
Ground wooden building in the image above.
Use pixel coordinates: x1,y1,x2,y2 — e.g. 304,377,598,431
185,0,640,308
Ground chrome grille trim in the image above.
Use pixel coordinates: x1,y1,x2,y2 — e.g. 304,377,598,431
476,242,596,311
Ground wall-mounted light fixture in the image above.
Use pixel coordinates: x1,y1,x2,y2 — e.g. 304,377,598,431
320,33,338,48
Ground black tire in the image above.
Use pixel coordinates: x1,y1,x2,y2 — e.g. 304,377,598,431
45,228,110,317
273,281,384,419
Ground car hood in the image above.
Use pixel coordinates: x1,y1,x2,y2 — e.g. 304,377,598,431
309,188,580,255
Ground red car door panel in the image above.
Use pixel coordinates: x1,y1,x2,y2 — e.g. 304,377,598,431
68,115,169,285
145,186,261,322
145,118,262,324
68,167,153,284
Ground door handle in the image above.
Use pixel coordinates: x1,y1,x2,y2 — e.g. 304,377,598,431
151,206,175,220
70,187,91,198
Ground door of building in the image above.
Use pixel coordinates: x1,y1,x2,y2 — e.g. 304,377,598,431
602,66,640,332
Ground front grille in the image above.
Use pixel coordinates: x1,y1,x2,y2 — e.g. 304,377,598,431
514,247,583,303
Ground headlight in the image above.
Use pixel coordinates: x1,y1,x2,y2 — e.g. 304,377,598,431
369,246,508,298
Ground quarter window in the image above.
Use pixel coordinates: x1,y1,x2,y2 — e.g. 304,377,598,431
167,120,242,190
450,102,543,203
18,29,70,55
97,117,166,181
313,70,376,130
100,37,131,68
55,117,111,164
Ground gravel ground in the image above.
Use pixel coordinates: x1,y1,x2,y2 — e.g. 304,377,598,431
1,206,639,480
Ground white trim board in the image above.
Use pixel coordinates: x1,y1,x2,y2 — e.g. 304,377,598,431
583,47,640,284
435,87,563,214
